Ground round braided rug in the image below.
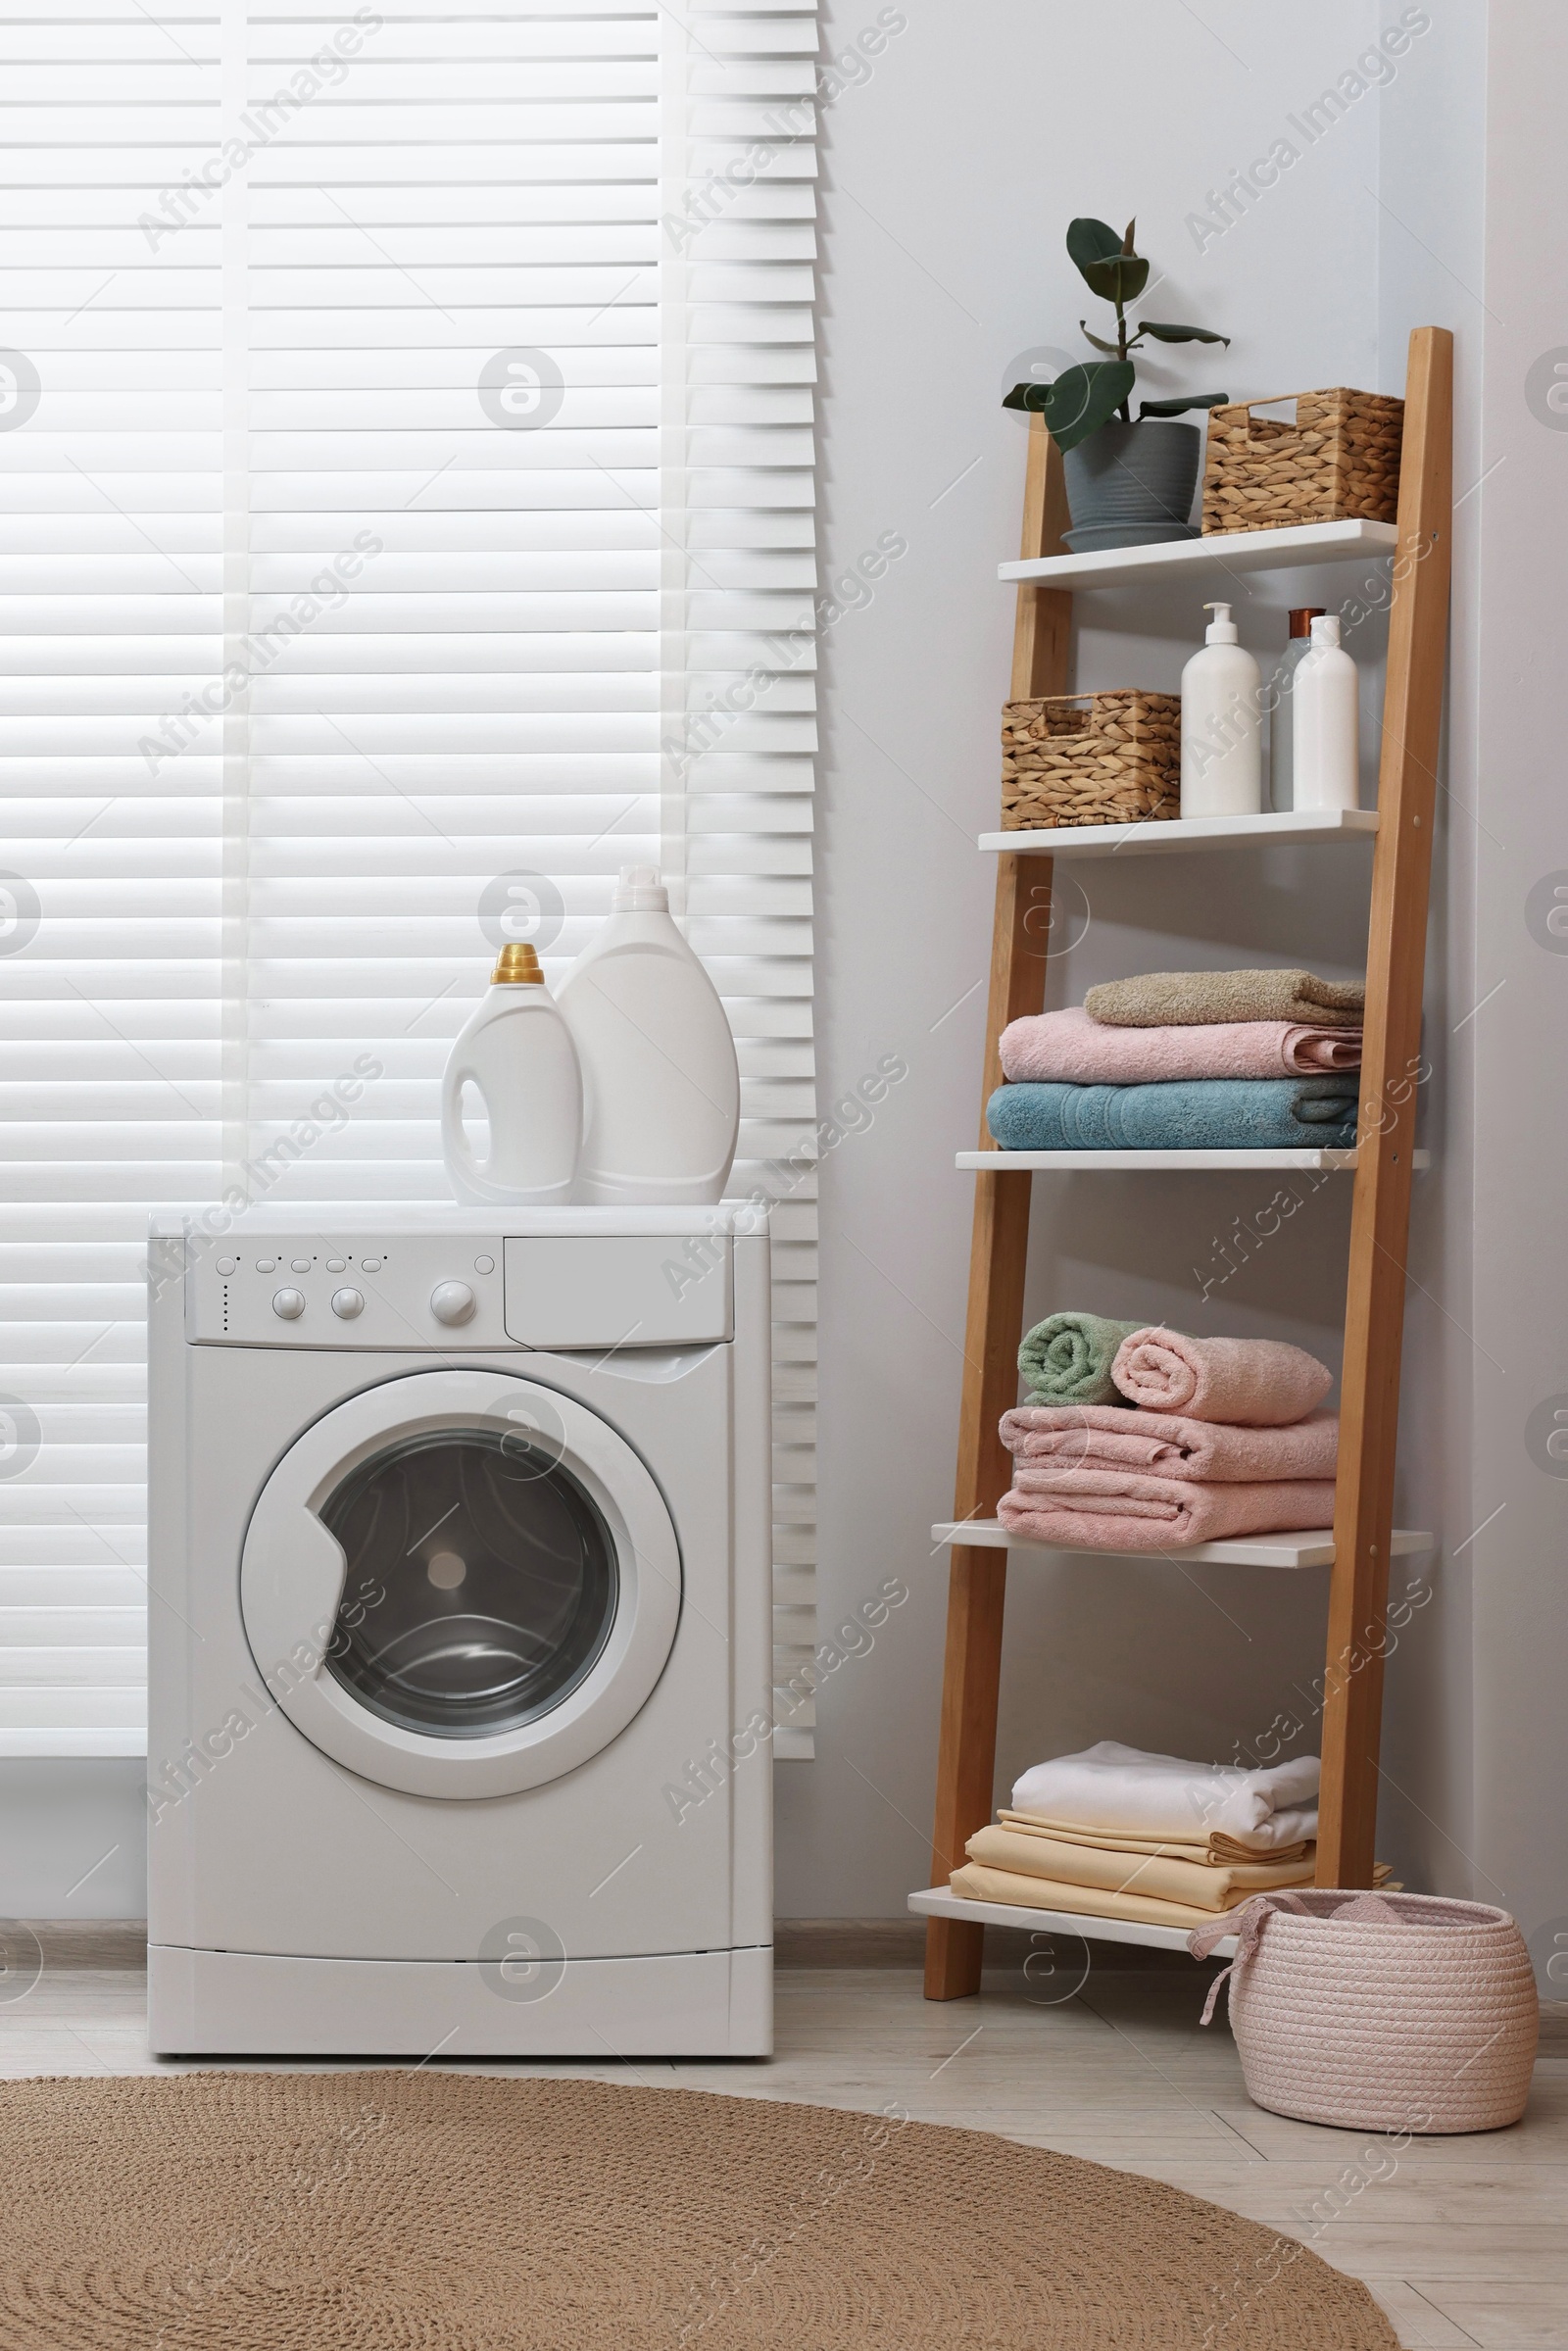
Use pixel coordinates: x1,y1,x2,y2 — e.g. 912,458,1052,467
0,2072,1396,2349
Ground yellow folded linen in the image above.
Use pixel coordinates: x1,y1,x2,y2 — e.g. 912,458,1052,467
951,1862,1221,1932
998,1810,1313,1867
966,1824,1315,1912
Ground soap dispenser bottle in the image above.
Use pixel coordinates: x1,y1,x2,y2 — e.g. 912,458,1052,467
557,866,740,1205
441,942,583,1206
1264,608,1328,812
1180,602,1262,818
1292,613,1360,810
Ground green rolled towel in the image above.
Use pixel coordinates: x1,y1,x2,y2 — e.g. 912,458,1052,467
1018,1311,1145,1405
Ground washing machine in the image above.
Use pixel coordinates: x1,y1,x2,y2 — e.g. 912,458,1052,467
145,1204,772,2057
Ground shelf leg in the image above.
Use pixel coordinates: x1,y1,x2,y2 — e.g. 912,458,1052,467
924,419,1069,1996
1317,326,1452,1886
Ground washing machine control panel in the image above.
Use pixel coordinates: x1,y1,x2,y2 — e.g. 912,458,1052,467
181,1234,514,1349
175,1228,737,1349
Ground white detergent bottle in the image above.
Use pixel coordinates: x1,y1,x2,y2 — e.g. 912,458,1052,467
557,866,740,1205
1180,601,1262,817
441,942,581,1207
1292,612,1361,810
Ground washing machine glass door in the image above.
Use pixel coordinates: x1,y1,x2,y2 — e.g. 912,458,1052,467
239,1369,681,1799
320,1426,618,1739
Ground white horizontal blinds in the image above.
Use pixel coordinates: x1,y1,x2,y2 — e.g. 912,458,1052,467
671,4,819,1751
240,0,662,1207
0,6,227,1753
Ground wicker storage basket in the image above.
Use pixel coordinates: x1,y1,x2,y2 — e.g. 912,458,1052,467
1001,691,1180,831
1192,1889,1539,2134
1201,388,1404,536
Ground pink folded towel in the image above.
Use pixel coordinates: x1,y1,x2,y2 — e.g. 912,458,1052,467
998,1470,1337,1551
1110,1328,1333,1427
999,1004,1363,1085
1001,1403,1340,1484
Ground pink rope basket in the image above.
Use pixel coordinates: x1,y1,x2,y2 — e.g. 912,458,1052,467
1190,1888,1539,2133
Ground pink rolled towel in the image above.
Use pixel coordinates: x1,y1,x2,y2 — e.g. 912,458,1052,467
1000,1004,1363,1085
998,1470,1337,1551
1001,1403,1339,1483
1111,1328,1333,1427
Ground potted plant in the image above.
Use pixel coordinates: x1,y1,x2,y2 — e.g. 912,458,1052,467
1005,218,1230,552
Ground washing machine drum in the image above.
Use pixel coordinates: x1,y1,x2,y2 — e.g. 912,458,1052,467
239,1369,681,1798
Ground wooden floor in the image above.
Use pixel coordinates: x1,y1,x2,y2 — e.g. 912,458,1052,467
2,1943,1562,2348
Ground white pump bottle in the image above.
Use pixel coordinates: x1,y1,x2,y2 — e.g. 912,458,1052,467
557,866,740,1206
1291,613,1361,810
441,942,582,1207
1180,601,1263,817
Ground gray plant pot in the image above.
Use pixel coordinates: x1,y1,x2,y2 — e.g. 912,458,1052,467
1061,418,1202,552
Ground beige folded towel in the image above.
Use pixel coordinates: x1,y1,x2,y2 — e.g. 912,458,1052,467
951,1861,1221,1931
965,1824,1316,1912
998,1811,1314,1867
1084,968,1365,1030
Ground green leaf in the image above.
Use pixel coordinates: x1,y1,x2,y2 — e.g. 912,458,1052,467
1065,216,1123,275
1040,360,1136,451
1078,319,1124,356
1079,251,1151,306
1137,320,1231,346
1138,392,1230,416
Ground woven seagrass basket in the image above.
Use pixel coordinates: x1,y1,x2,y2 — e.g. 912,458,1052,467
1201,388,1404,536
1196,1889,1539,2134
1001,691,1180,831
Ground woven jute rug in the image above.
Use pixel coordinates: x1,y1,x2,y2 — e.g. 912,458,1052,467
0,2072,1396,2348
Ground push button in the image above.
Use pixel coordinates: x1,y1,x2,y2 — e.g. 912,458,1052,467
290,1258,311,1275
326,1257,347,1274
271,1289,306,1320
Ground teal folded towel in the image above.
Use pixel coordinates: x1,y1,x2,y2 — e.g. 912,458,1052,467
1019,1311,1145,1405
987,1075,1358,1152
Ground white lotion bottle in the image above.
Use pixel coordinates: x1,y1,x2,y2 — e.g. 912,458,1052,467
441,941,581,1207
557,865,740,1206
1292,613,1360,810
1180,601,1262,817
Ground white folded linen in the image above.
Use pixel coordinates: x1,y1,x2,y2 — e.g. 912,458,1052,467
1009,1739,1319,1854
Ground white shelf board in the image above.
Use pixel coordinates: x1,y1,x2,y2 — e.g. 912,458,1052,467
998,517,1399,592
980,808,1379,859
908,1885,1236,1959
957,1148,1431,1172
931,1521,1435,1571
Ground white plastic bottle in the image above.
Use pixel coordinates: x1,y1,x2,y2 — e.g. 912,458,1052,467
557,866,740,1205
1264,607,1327,812
441,942,582,1207
1180,601,1262,817
1292,613,1360,810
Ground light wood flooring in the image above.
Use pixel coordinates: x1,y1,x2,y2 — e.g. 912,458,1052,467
1,1935,1562,2348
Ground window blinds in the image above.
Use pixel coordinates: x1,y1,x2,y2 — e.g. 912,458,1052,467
0,0,819,1757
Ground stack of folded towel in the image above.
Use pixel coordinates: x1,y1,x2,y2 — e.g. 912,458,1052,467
951,1740,1323,1932
1001,1317,1337,1550
988,967,1364,1152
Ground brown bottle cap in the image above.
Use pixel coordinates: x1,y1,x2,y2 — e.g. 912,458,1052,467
1288,608,1329,638
491,943,544,985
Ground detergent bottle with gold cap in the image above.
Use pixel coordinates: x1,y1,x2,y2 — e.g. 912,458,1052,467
441,941,582,1206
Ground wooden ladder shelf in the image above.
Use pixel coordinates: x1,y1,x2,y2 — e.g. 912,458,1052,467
922,326,1453,1999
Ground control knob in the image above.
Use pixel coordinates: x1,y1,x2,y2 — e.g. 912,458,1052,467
430,1281,476,1327
271,1289,306,1321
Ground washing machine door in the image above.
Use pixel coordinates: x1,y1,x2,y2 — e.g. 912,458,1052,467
239,1369,680,1798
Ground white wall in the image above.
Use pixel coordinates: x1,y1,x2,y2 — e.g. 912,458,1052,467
779,0,1551,1936
1465,1,1568,1984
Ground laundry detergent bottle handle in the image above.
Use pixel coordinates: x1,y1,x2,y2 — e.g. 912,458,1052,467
556,867,740,1205
441,943,582,1207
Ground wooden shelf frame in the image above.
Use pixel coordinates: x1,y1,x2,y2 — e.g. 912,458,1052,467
921,330,1453,1999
